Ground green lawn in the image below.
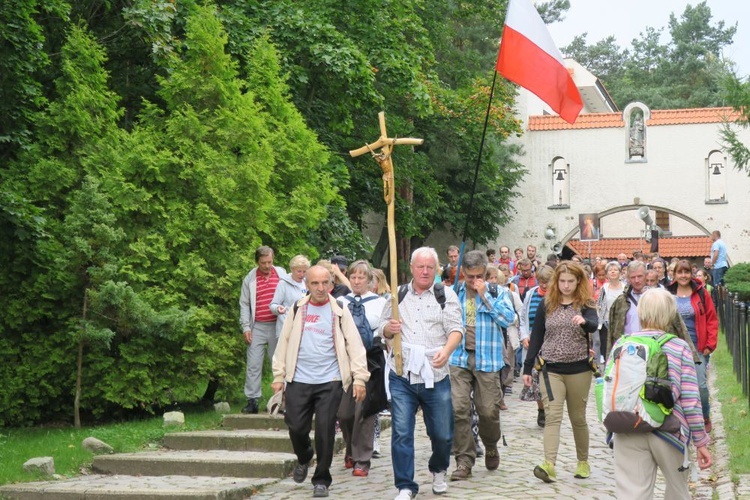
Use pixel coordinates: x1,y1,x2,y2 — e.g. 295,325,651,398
0,361,276,486
0,407,224,485
713,330,750,477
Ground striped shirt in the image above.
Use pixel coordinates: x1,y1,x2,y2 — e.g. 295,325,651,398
378,282,464,384
519,286,545,340
254,269,279,323
450,283,516,372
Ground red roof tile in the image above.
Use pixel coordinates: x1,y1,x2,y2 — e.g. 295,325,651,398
528,107,742,131
566,236,712,260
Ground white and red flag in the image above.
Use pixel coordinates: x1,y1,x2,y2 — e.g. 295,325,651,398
496,0,583,124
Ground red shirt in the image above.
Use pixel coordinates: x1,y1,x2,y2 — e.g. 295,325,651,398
498,258,515,273
254,268,279,323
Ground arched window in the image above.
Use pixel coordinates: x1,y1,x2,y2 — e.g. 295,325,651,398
706,150,727,203
549,156,569,208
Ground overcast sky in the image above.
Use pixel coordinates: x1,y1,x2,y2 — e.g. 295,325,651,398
546,0,750,78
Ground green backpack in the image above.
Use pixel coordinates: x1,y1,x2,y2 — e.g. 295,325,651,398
602,333,678,433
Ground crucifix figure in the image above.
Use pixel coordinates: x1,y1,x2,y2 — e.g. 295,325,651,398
350,111,423,375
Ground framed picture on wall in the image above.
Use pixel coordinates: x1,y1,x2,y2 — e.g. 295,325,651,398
579,213,600,242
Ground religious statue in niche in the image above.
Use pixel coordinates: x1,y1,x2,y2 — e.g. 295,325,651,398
628,113,645,158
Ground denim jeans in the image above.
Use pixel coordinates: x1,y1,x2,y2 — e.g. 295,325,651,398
389,371,453,495
696,352,710,420
712,266,728,286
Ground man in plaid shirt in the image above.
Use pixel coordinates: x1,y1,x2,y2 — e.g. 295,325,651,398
449,250,516,481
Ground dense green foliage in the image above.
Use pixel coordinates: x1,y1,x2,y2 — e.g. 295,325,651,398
724,263,750,301
0,0,530,425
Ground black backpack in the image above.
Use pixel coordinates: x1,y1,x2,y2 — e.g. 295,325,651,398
398,282,447,309
343,295,379,349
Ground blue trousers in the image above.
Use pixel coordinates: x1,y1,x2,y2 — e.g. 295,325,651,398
389,371,453,495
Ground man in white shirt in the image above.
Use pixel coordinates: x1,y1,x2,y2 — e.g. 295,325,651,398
380,247,464,500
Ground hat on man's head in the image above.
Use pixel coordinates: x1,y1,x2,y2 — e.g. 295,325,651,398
330,255,348,271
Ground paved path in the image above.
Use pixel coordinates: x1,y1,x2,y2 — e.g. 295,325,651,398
253,370,728,499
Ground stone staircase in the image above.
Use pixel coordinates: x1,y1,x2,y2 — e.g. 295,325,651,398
0,414,370,500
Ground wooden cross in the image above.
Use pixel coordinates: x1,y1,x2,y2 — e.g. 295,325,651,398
350,111,423,376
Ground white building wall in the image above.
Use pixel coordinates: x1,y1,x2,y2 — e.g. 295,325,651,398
489,118,750,264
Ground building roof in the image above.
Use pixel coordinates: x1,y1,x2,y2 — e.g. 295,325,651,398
566,236,712,260
528,107,742,131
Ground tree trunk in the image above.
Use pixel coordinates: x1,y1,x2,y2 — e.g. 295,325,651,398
74,289,88,429
396,182,414,283
371,225,389,270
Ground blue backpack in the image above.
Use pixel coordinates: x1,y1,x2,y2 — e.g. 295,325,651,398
344,295,380,349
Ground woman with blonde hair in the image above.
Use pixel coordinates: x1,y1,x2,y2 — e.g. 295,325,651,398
270,255,310,337
609,288,711,499
370,268,391,299
523,261,599,482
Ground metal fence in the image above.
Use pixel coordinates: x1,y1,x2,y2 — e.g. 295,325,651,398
715,285,750,400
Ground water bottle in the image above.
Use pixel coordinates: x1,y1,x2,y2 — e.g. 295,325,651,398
595,376,604,423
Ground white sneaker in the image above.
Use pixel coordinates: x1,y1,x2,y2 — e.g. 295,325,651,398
432,471,448,495
394,489,416,500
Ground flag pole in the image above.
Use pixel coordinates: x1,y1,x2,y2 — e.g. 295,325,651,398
453,70,499,292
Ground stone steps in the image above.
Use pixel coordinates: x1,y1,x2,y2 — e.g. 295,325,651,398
0,413,390,499
221,414,289,430
92,450,297,479
0,475,278,500
163,428,344,454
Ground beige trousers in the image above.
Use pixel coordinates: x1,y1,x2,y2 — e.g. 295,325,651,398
613,432,690,499
539,370,592,464
450,354,502,468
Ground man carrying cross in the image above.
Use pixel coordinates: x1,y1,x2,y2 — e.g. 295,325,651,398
379,247,464,500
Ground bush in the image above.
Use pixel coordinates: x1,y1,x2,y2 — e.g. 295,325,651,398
724,263,750,301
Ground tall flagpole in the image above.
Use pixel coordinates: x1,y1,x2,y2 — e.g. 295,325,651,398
453,71,499,292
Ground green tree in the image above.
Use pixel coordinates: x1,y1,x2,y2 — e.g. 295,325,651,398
720,74,750,174
561,2,736,110
0,24,133,425
0,1,69,162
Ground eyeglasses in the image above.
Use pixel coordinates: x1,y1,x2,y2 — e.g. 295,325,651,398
465,273,484,280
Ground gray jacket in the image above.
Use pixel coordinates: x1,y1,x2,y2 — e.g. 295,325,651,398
269,273,307,336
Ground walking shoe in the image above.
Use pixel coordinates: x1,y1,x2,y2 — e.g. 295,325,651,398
475,443,484,457
293,459,312,483
241,398,259,414
704,417,712,433
533,461,556,483
450,464,472,481
313,484,329,497
394,489,416,500
432,471,448,494
344,455,354,469
574,461,591,479
373,436,382,458
537,409,546,428
499,401,508,411
485,447,500,471
353,465,369,477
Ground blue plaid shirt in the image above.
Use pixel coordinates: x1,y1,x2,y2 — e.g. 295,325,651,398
449,283,516,372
